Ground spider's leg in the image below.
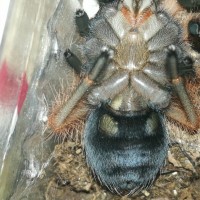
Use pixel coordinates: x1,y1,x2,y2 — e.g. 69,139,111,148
54,48,112,127
178,0,200,11
75,9,90,37
63,9,90,74
177,55,194,76
189,21,200,36
98,0,115,3
166,46,198,129
64,49,82,74
188,20,200,52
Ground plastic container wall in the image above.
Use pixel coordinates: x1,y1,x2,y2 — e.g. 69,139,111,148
0,0,63,199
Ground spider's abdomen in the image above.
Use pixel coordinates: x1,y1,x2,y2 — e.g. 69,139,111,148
84,107,168,194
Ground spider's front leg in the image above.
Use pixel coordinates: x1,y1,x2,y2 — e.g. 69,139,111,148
64,9,90,74
47,8,93,136
54,48,112,128
188,20,200,52
166,45,199,130
75,9,90,37
98,0,115,3
178,0,200,11
178,0,200,52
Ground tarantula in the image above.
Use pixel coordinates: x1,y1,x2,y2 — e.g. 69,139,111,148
48,0,200,195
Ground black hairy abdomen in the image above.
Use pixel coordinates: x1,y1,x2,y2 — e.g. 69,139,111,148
84,107,168,193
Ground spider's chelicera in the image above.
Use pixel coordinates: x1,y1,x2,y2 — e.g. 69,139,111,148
48,0,199,195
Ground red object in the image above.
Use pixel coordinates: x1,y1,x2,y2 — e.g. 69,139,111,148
17,72,28,113
0,60,28,113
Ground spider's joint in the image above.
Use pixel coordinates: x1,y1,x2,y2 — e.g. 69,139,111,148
172,77,182,85
101,46,114,59
76,9,85,17
168,45,176,52
64,49,72,58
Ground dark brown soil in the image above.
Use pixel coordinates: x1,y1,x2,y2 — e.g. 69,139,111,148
45,139,200,200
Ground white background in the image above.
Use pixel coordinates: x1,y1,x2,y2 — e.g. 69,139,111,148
0,0,10,46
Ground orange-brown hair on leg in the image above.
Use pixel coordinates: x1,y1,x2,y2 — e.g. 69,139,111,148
162,0,200,133
166,77,200,133
46,75,89,142
161,0,183,15
161,0,193,40
48,97,89,141
166,104,200,133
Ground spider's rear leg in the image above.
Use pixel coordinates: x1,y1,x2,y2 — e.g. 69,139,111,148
53,48,112,128
75,9,90,37
63,9,90,74
166,45,199,130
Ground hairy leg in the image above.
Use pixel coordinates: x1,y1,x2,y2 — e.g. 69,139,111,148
54,48,112,127
166,45,199,130
75,9,90,37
